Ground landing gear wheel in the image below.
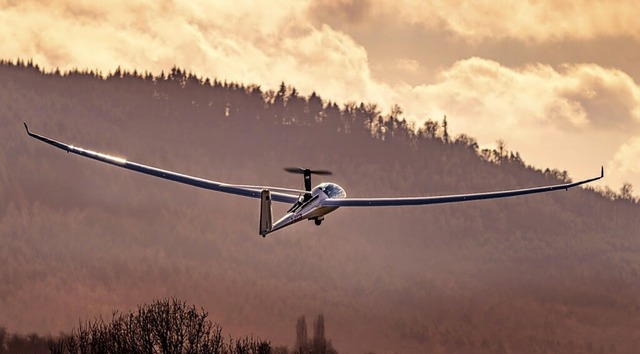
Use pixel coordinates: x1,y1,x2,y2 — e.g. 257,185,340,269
314,219,322,226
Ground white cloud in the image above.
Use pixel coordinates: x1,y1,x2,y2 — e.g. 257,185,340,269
402,58,640,133
609,137,640,176
376,0,640,42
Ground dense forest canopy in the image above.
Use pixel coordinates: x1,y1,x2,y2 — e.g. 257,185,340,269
1,59,639,353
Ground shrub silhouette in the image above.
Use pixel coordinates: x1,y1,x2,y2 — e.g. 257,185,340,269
49,298,270,354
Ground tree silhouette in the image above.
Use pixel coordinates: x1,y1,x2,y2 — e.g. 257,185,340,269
292,315,336,354
294,316,308,354
49,298,269,354
0,327,51,354
311,315,336,354
442,115,450,143
620,183,636,202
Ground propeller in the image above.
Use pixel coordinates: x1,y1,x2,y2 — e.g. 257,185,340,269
283,167,333,192
283,167,333,175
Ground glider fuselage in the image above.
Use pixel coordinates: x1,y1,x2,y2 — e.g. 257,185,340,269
270,183,345,233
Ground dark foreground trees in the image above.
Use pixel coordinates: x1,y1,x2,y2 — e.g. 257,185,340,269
2,308,342,354
48,298,270,354
0,327,51,353
294,315,337,354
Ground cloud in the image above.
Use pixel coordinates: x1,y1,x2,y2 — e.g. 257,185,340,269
402,58,640,134
604,136,640,192
311,0,640,43
369,0,640,42
559,64,640,130
609,137,640,176
308,0,373,25
395,58,423,75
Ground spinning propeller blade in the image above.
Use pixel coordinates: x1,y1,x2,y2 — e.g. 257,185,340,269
283,167,333,176
283,167,333,192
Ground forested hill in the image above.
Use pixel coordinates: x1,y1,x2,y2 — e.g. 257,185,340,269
1,60,639,353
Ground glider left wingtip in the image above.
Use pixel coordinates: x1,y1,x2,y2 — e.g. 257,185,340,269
601,166,604,179
23,122,36,138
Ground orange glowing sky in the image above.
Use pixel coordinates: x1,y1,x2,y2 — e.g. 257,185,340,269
2,0,639,192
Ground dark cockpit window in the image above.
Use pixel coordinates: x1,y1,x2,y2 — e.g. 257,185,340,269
318,183,346,199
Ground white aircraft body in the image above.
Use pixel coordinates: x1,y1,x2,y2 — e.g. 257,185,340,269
25,123,604,237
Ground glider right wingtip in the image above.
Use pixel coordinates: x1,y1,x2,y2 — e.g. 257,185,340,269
601,166,604,178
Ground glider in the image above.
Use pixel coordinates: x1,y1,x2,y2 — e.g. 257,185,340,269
24,123,603,237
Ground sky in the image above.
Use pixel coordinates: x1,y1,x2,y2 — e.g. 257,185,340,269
1,0,639,193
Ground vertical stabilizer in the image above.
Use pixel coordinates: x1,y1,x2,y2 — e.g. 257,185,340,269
259,189,273,237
